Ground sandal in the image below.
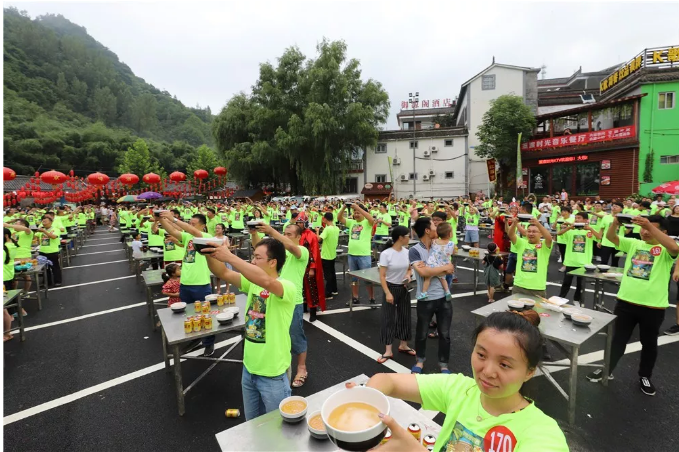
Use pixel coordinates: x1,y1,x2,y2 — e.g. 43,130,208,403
3,334,14,342
398,347,416,356
292,373,308,388
377,354,393,364
411,364,423,374
428,331,439,339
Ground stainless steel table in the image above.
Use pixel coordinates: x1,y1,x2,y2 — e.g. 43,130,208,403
215,373,441,451
347,267,415,312
15,263,48,310
142,269,167,330
159,293,248,416
567,267,623,314
132,250,164,282
472,295,616,425
454,248,509,295
4,289,25,341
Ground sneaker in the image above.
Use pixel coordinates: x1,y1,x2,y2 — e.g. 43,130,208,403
369,298,377,309
663,324,679,336
586,369,614,382
557,257,562,263
640,377,656,396
203,344,215,357
325,295,334,300
559,266,566,272
332,292,339,295
346,298,360,307
595,256,602,262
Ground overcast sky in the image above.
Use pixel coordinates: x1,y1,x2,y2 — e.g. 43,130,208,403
7,1,679,128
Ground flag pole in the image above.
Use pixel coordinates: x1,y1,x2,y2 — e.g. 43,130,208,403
516,132,523,199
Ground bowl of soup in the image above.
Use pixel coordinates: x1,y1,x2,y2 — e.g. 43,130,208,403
192,237,225,254
321,386,390,451
306,410,328,440
279,396,308,423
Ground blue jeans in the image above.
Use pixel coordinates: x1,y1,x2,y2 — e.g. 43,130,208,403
180,283,214,346
242,366,291,420
290,304,307,355
348,255,372,283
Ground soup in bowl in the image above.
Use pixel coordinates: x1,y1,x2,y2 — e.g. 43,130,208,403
321,386,390,451
279,396,308,423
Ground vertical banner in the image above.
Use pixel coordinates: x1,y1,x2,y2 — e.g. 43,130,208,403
516,132,523,196
387,156,394,183
486,159,496,182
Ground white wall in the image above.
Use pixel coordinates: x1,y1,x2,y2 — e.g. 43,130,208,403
366,135,467,199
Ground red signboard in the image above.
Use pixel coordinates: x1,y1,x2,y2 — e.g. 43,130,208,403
487,159,497,182
538,155,589,165
521,126,636,152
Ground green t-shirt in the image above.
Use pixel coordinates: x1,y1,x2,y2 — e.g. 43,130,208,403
320,225,340,260
179,231,213,286
206,216,219,236
617,237,677,308
77,212,88,226
240,275,296,377
38,228,60,254
310,211,323,229
447,217,458,245
555,216,575,245
600,215,626,248
549,206,561,224
279,246,309,305
398,211,409,227
513,237,552,291
588,212,604,242
509,221,530,254
562,229,594,267
163,232,184,261
375,213,391,236
417,373,568,452
229,210,245,229
464,213,479,227
147,225,165,247
13,230,34,259
345,219,372,256
3,244,18,282
51,216,66,235
218,212,230,225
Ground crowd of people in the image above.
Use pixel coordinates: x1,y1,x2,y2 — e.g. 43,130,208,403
4,191,679,451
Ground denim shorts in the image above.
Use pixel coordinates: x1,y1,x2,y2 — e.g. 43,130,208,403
506,252,517,274
289,303,307,355
464,230,479,243
348,255,372,283
241,366,291,420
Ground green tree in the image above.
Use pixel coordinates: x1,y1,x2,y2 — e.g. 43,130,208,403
187,145,221,182
117,138,162,177
131,93,158,132
432,113,455,127
90,86,117,124
56,72,69,99
475,95,535,187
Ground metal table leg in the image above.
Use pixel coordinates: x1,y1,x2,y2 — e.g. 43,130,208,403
162,329,171,372
17,293,25,342
568,345,579,425
473,260,479,295
34,272,42,310
602,323,613,387
43,267,49,300
172,344,185,415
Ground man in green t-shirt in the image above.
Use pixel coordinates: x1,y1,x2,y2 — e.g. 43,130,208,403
507,216,553,297
36,216,62,286
205,208,219,236
317,212,340,299
338,202,375,307
587,215,679,396
373,203,392,249
204,236,295,420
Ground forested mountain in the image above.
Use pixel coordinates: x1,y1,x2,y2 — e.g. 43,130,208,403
3,7,216,176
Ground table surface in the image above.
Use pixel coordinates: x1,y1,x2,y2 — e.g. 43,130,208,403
348,267,415,286
568,267,623,283
215,374,441,452
455,247,509,261
158,293,248,346
142,269,166,286
471,295,616,347
3,289,23,306
14,263,46,274
133,250,163,260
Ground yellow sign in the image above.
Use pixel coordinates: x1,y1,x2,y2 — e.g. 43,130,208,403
600,46,679,94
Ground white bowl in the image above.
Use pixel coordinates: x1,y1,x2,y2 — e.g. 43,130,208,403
596,264,611,271
615,214,634,224
584,264,597,272
573,222,586,229
307,410,328,440
563,308,582,320
518,298,535,309
215,312,234,324
170,302,186,313
517,214,533,221
571,313,593,326
321,387,390,452
205,294,219,303
224,306,239,317
507,300,524,311
192,236,225,254
461,245,472,251
279,396,308,423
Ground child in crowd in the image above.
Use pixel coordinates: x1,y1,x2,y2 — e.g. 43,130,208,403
161,263,181,307
418,222,455,301
483,242,503,303
131,233,143,259
108,209,118,232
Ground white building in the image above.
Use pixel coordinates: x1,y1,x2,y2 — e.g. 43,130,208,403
453,61,540,195
364,125,468,200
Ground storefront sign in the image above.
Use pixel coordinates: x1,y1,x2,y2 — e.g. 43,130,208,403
486,159,496,182
400,98,454,109
601,160,611,170
601,176,611,186
522,126,636,152
600,46,679,93
538,155,589,165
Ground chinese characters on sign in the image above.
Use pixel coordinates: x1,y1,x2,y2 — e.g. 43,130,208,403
601,160,611,170
538,155,589,165
601,176,611,186
521,126,636,152
486,159,496,182
400,98,454,109
600,46,679,94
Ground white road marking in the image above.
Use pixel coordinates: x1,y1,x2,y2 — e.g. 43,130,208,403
76,249,125,256
39,275,135,291
11,303,147,333
81,243,124,247
63,260,128,269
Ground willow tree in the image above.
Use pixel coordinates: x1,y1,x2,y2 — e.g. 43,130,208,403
212,39,390,194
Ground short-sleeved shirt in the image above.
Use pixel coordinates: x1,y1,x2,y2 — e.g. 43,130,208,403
409,242,445,300
374,213,392,236
417,373,568,452
320,225,339,260
279,245,309,304
240,275,296,377
513,237,552,291
345,219,372,256
555,216,575,244
378,247,410,284
562,229,594,267
13,230,34,259
617,238,677,308
179,231,213,286
3,244,18,282
38,228,60,254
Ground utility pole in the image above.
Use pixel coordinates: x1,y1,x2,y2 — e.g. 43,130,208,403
409,92,419,197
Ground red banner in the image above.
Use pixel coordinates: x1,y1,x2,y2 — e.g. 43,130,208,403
486,159,496,182
521,125,636,152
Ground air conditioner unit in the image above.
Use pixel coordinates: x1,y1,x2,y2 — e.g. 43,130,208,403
422,174,430,181
423,150,431,158
399,174,408,181
430,146,438,152
392,157,401,165
428,170,435,176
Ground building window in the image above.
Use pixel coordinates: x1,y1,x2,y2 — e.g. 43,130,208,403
576,162,599,196
375,174,387,183
659,92,675,110
375,143,387,153
551,165,573,195
409,141,419,149
444,139,453,147
482,75,496,90
660,155,679,164
529,167,550,195
445,171,454,179
409,172,418,180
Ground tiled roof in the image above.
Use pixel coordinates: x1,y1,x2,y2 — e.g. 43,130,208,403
599,67,679,101
535,94,647,121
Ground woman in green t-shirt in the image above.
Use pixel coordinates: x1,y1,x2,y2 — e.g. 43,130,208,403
347,310,569,452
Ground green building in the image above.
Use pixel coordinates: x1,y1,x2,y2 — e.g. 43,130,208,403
600,46,679,196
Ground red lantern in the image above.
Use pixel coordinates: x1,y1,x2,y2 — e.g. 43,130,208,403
193,169,209,180
214,167,227,177
87,172,110,186
40,170,68,186
119,173,139,186
143,173,160,184
3,167,17,181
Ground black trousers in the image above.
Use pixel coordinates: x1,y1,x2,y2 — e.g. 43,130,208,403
557,243,566,260
380,283,411,345
559,266,584,302
321,258,337,295
39,252,62,285
599,245,619,268
415,296,452,366
610,299,665,378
